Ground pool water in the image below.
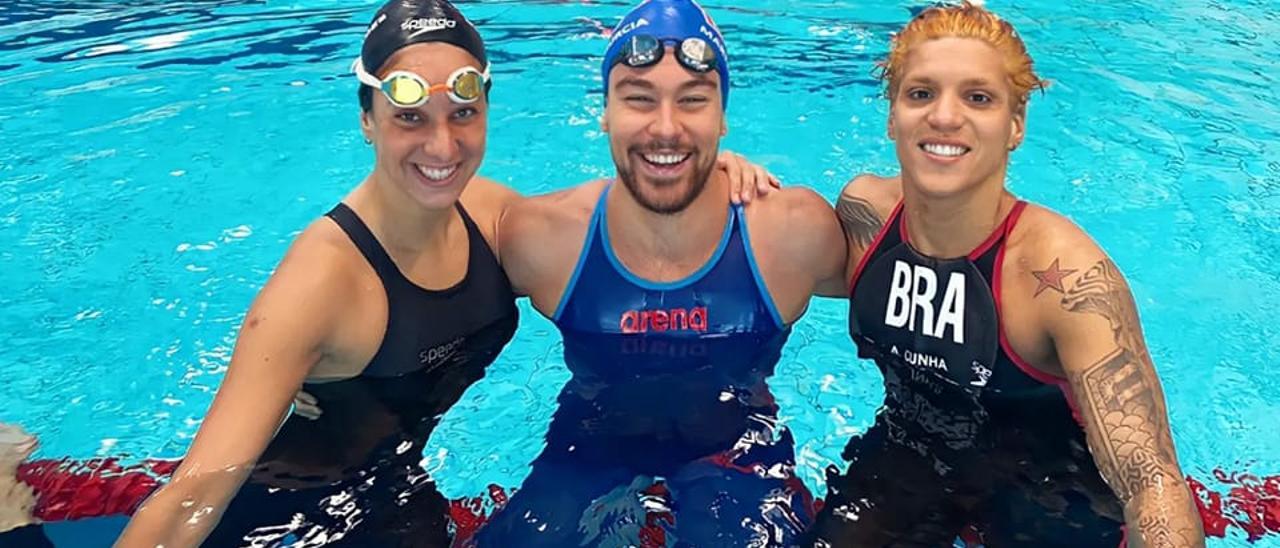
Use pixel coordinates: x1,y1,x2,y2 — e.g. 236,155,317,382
0,0,1277,546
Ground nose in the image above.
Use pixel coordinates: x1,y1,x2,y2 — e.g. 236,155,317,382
648,100,681,142
925,91,964,131
420,117,460,160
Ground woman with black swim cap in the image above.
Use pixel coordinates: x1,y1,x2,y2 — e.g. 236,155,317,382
115,0,774,545
117,1,519,545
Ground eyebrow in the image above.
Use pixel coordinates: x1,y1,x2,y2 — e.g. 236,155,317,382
905,76,998,88
679,78,717,92
614,75,717,92
615,76,655,90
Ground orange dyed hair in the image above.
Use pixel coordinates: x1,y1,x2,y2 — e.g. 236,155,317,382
879,1,1047,110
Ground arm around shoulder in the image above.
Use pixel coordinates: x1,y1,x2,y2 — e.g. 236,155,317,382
497,184,598,308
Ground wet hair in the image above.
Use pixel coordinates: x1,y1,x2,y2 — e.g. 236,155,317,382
878,1,1047,110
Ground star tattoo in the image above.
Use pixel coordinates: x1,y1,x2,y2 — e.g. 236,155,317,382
1032,258,1077,297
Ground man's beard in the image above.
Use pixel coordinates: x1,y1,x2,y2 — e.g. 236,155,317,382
615,142,717,215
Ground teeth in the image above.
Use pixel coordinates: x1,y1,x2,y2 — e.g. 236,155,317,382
416,164,457,180
921,143,968,157
643,153,689,166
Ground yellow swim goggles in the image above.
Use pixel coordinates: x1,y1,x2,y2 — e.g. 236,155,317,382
352,58,490,108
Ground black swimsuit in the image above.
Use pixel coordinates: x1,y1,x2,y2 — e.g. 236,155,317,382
324,202,518,379
804,201,1124,547
203,202,518,547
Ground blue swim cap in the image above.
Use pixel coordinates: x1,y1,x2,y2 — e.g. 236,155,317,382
602,0,730,108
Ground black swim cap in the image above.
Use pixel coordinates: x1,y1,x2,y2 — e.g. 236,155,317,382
357,0,488,111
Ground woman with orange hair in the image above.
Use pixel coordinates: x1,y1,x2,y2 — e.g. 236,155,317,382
805,2,1205,546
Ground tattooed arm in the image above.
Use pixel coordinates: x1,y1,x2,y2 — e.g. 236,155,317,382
836,192,883,252
834,175,897,285
1035,241,1204,547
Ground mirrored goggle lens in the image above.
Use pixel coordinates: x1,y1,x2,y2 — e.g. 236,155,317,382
384,75,427,106
620,35,662,67
449,70,485,102
677,38,716,72
616,35,716,74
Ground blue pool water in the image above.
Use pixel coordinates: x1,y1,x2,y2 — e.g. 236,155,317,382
1,0,1277,545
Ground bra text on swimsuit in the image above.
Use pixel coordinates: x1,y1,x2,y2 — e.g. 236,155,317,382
884,260,966,344
619,306,708,334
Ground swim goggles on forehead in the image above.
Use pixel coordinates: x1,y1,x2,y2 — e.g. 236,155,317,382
352,58,489,108
611,35,718,74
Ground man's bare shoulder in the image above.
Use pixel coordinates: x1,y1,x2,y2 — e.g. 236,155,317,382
748,185,831,215
741,185,847,297
498,180,607,295
504,179,605,232
523,179,606,211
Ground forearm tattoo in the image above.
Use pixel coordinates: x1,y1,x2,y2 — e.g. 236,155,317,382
1137,514,1179,548
1051,259,1202,546
835,194,884,251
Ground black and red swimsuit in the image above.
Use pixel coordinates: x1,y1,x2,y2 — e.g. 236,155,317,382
805,200,1125,547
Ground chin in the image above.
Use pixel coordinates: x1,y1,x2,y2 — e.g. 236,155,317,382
904,173,977,199
398,182,461,211
640,181,702,214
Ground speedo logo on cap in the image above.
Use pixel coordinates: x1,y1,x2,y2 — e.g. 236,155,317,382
365,13,388,38
402,17,457,37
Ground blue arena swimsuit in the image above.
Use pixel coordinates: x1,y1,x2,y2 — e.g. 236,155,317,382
475,184,814,547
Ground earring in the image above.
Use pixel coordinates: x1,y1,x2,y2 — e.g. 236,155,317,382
364,137,372,145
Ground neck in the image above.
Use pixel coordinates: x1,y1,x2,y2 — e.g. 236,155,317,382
608,171,729,262
348,174,457,253
900,173,1015,259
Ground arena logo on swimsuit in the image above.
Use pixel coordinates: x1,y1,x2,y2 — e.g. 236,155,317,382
619,306,708,334
885,260,966,344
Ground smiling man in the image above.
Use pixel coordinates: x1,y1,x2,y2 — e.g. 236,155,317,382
477,0,846,545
